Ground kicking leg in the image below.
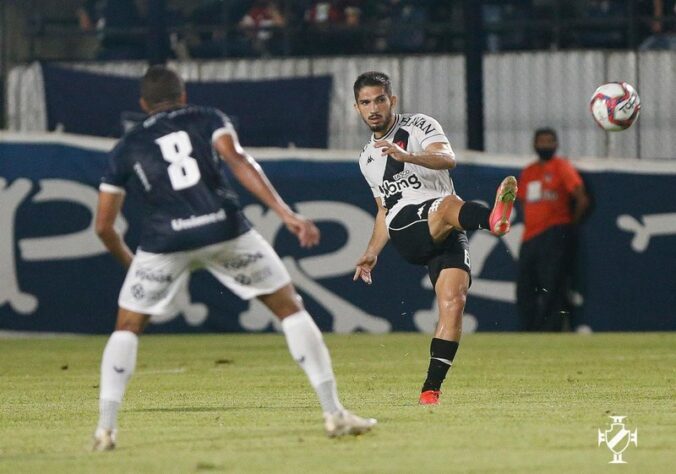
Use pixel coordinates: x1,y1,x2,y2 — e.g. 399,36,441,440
428,176,518,240
419,268,469,405
93,308,149,451
258,284,376,437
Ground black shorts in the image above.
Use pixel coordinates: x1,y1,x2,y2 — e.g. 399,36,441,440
388,198,471,287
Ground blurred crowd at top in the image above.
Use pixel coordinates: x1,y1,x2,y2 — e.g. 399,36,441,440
29,0,676,60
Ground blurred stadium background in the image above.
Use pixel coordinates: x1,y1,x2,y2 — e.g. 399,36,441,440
0,3,675,472
1,0,674,335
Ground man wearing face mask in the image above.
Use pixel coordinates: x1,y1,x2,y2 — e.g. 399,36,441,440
516,128,590,331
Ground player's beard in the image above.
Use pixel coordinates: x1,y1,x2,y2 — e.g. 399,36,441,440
364,110,393,133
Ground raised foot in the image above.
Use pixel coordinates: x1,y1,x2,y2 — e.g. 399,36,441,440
489,176,518,236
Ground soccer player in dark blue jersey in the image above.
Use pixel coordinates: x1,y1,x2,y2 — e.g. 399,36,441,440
92,66,375,450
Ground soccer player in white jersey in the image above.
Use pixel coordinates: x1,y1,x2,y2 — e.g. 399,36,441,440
91,66,375,450
352,71,517,405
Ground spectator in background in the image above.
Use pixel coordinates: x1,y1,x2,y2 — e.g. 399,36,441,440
427,0,462,52
530,0,578,50
578,0,627,48
187,0,250,58
303,1,363,54
367,0,429,53
482,0,532,52
305,0,345,25
345,5,362,27
238,0,287,56
640,0,676,49
516,128,590,332
188,0,284,58
77,0,145,59
341,4,363,52
386,0,429,53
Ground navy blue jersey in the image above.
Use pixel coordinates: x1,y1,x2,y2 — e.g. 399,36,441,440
101,105,251,253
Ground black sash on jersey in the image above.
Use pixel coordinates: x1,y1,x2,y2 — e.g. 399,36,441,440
382,129,410,209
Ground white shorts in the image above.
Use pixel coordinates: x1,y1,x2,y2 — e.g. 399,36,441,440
118,229,291,315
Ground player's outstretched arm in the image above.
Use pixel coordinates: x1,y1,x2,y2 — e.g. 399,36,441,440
214,134,319,248
354,198,388,285
374,140,455,170
95,191,133,268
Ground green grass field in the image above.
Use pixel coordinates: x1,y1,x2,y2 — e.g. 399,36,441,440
0,333,674,473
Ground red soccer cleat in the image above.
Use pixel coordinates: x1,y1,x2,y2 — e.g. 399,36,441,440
489,176,518,236
419,390,441,405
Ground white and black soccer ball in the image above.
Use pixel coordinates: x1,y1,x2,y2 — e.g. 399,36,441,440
589,82,640,131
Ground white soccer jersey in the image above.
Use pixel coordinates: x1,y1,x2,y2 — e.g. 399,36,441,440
358,113,456,226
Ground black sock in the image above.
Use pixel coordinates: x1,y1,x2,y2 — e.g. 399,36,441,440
458,201,491,230
421,338,460,392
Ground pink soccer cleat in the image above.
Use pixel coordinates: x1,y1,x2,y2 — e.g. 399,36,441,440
419,390,441,405
489,176,518,236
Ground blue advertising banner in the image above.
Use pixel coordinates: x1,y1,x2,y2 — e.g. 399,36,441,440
41,64,332,148
1,135,675,333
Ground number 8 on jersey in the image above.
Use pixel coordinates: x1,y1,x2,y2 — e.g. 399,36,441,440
155,131,201,190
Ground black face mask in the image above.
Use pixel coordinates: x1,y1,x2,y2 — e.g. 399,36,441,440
535,148,556,161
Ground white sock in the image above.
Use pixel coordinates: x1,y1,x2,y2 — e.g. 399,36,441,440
281,311,343,414
98,399,120,432
98,330,138,430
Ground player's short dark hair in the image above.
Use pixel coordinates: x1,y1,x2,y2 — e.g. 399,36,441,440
534,127,558,142
353,71,392,100
141,65,185,107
